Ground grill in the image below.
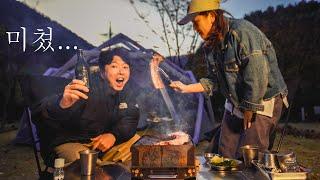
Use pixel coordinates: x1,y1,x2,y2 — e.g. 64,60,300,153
131,135,197,179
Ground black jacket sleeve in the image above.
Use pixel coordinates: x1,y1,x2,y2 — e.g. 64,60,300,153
40,94,84,122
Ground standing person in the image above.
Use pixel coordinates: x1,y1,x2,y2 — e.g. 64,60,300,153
170,0,288,159
39,47,140,168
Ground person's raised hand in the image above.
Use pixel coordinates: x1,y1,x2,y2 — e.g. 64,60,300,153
59,79,89,109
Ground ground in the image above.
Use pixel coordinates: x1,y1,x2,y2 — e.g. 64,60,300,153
0,123,319,180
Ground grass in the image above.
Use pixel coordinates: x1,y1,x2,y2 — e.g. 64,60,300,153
0,130,43,179
279,122,320,133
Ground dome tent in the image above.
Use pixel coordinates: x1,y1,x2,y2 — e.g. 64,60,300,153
18,33,215,145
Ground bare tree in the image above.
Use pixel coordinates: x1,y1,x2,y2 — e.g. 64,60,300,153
130,0,199,65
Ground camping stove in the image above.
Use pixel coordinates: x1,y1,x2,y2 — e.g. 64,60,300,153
131,135,197,179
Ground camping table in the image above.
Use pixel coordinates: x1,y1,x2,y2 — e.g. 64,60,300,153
64,156,268,180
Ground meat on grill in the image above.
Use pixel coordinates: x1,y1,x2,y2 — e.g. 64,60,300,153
155,131,190,145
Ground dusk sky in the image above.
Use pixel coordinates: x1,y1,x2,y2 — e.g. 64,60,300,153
21,0,302,55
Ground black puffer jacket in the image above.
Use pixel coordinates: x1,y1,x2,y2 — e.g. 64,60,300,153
37,75,139,166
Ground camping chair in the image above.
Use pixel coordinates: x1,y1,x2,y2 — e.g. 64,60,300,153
18,75,69,176
25,107,42,176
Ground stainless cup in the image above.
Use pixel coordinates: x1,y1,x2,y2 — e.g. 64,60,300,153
258,151,280,169
240,145,259,168
81,175,95,180
80,150,98,176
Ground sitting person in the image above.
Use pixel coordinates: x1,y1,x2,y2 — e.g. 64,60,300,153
39,47,140,169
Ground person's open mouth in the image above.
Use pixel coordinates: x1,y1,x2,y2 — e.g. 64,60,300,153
115,77,125,87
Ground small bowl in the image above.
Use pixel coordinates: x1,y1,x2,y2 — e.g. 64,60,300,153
204,153,216,162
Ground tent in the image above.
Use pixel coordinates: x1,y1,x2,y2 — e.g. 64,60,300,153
15,33,215,146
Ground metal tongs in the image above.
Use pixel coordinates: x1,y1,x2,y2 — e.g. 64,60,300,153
157,67,172,83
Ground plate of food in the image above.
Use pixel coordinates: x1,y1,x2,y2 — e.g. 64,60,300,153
205,153,242,171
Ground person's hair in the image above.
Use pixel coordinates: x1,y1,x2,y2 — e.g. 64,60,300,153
98,47,131,71
199,9,231,49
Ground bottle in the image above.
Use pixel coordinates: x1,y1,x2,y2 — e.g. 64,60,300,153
53,158,64,180
75,49,90,88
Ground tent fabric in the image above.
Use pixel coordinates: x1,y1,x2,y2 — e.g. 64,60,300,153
13,110,40,150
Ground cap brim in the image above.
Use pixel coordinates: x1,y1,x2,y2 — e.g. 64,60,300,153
178,13,197,25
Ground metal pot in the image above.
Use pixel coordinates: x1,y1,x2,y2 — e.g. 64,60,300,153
276,151,298,172
258,151,280,169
